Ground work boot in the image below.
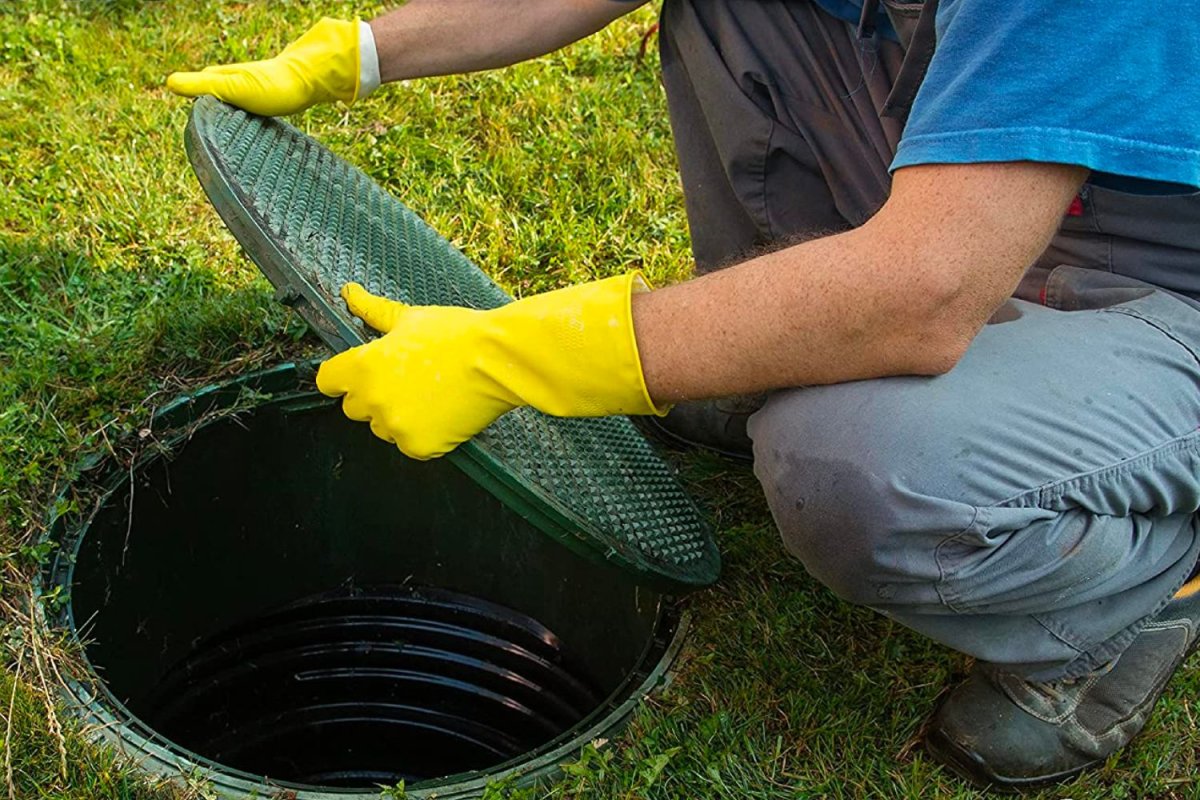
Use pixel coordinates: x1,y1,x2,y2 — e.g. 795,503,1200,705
925,591,1200,791
637,394,765,462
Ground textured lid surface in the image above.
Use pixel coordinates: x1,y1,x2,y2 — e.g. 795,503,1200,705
184,96,719,590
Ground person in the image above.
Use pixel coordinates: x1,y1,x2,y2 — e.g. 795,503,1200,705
167,0,1200,789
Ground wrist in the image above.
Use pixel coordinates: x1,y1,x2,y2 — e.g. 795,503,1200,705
487,274,668,418
288,18,364,105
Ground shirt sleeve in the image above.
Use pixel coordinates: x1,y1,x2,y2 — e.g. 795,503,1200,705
892,0,1200,194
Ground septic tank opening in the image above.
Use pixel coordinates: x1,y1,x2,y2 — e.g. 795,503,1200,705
50,365,683,795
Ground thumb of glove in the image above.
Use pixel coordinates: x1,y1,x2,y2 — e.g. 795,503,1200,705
342,282,408,333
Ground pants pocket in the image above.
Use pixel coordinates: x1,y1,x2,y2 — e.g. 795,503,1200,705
1091,186,1200,297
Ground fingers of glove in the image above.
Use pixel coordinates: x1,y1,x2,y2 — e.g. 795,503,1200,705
166,71,220,98
167,69,252,104
201,62,268,75
368,418,396,445
363,406,443,460
168,66,301,115
315,348,360,397
395,429,455,462
339,392,373,423
363,408,451,460
341,283,407,333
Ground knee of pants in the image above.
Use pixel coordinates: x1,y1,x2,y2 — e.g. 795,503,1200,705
747,389,975,608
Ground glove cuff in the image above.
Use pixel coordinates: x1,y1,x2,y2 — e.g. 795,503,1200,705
486,272,669,419
357,20,381,100
623,272,672,417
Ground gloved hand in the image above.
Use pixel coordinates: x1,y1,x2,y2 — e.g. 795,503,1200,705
166,17,379,116
316,274,667,460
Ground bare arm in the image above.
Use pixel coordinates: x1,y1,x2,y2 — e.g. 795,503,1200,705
633,161,1088,403
369,0,647,83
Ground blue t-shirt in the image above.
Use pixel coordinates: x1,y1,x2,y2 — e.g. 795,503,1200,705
815,0,1200,194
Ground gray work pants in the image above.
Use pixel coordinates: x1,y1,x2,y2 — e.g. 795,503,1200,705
659,0,1200,680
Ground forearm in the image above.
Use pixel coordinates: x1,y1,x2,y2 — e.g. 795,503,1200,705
369,0,645,82
633,230,943,402
633,162,1087,403
316,163,1084,460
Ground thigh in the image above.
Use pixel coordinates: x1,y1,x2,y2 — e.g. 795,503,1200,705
755,285,1200,516
658,0,762,271
658,0,905,270
750,287,1200,605
749,285,1200,672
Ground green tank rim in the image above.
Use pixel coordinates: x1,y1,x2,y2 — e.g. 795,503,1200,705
38,361,692,799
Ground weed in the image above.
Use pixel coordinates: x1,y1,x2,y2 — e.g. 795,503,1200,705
379,780,407,799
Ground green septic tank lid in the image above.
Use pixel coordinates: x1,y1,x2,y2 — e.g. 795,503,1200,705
183,96,720,592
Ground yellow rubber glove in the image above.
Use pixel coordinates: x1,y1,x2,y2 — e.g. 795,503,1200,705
316,274,668,460
166,18,364,116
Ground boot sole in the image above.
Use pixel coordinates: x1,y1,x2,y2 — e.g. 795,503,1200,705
924,728,1096,793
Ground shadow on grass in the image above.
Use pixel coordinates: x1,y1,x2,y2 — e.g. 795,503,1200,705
0,234,313,798
0,233,313,538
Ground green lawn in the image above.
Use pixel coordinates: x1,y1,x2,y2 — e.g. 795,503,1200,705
2,2,1198,798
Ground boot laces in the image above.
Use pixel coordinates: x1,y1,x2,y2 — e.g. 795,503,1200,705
1029,659,1116,703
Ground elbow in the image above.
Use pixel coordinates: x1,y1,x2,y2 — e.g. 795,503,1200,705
906,327,972,376
849,209,1041,379
889,273,990,377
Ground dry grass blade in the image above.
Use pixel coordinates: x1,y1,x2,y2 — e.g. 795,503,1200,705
3,648,23,800
27,592,67,780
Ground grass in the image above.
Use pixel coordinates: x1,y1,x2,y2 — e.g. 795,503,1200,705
1,1,1198,798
